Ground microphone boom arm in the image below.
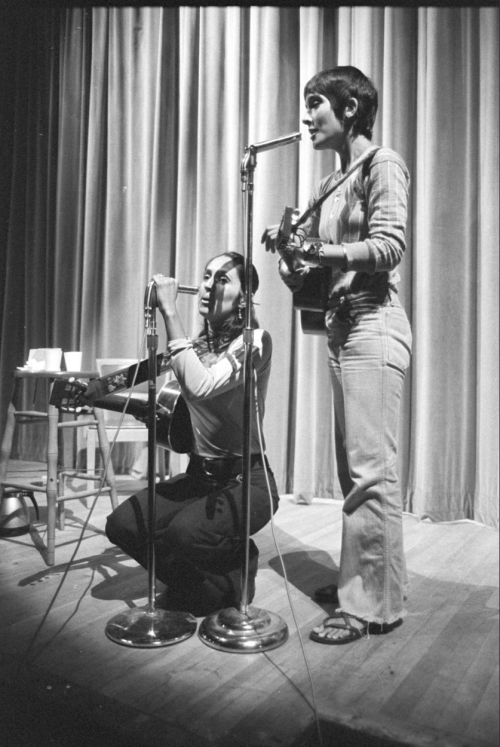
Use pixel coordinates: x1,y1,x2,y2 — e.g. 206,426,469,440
248,131,301,153
241,132,301,190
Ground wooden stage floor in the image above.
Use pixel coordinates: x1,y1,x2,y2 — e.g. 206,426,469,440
0,464,498,747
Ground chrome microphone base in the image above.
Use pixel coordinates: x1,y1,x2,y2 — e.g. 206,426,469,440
105,605,197,648
198,604,288,653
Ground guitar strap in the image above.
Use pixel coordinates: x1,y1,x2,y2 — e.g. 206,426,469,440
294,146,382,230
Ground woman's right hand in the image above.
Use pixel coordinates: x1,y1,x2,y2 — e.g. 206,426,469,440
152,274,178,316
262,222,306,290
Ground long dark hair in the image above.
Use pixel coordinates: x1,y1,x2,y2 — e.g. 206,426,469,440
194,252,260,355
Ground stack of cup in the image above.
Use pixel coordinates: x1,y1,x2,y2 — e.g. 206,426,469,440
64,351,83,372
43,348,62,372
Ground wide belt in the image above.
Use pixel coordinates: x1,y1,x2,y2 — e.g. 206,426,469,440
188,452,265,482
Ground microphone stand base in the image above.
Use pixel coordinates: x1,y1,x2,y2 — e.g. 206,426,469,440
105,606,197,648
198,605,288,653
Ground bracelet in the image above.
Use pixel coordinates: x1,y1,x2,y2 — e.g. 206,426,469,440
341,243,349,272
302,239,325,267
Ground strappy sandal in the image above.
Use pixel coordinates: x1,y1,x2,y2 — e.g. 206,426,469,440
309,613,366,645
312,608,403,637
313,583,339,604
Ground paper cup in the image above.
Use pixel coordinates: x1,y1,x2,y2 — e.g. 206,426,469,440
44,348,62,372
64,351,82,372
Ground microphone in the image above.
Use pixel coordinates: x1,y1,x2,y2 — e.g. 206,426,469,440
247,132,301,153
144,280,198,329
144,280,198,311
177,284,199,295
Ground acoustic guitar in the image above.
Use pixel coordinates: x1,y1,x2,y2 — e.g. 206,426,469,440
50,358,193,453
275,206,329,335
274,149,384,335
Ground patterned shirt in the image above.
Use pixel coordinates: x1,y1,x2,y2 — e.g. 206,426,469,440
167,330,272,458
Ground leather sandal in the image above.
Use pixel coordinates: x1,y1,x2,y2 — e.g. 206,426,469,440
309,613,365,645
314,608,404,635
313,583,339,604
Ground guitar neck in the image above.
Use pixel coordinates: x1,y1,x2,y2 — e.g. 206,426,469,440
84,353,171,401
92,394,149,421
276,206,299,273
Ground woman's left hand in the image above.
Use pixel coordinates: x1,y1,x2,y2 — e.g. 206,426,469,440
152,274,178,314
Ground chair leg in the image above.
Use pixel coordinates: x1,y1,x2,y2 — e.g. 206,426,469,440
157,447,167,481
0,401,17,496
46,401,59,566
87,427,97,476
93,408,118,511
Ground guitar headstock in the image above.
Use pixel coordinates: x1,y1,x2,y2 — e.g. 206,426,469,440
277,206,301,269
278,206,297,242
50,378,89,410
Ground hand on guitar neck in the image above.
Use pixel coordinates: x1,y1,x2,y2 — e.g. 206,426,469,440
261,206,329,335
261,207,307,291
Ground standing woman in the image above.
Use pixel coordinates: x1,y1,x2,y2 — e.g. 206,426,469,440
262,66,412,643
105,252,279,616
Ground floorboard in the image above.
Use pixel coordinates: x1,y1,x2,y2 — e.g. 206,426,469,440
0,461,498,747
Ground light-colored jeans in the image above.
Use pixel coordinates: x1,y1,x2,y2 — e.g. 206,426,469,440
326,293,412,625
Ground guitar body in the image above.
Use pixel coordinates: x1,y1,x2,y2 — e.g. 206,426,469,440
156,380,193,453
276,207,328,335
293,268,328,335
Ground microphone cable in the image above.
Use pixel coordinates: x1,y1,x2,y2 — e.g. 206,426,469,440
253,367,325,747
239,186,323,744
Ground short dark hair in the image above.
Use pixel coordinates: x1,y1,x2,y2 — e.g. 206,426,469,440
304,66,378,139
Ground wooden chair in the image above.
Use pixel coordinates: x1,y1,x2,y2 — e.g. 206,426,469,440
85,359,166,481
0,369,118,565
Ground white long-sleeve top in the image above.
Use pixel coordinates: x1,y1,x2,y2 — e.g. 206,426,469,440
167,329,272,458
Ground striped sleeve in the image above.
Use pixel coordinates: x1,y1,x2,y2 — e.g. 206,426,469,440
348,151,410,274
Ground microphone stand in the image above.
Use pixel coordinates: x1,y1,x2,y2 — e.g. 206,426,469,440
198,137,299,653
105,283,197,647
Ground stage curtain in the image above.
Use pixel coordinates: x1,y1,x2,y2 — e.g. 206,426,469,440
0,6,497,527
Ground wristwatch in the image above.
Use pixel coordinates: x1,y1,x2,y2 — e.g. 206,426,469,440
302,240,325,266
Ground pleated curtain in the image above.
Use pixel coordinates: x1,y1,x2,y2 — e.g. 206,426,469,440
0,6,497,528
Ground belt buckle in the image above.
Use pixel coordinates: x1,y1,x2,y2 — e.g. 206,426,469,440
202,458,217,477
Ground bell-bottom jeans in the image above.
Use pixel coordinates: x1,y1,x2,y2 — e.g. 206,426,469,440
326,293,412,625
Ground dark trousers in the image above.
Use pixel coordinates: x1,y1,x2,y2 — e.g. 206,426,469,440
105,454,279,613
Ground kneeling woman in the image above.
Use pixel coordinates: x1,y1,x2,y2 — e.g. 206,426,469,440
105,252,279,616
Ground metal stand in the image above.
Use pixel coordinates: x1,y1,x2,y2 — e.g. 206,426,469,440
199,134,300,653
105,286,197,647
